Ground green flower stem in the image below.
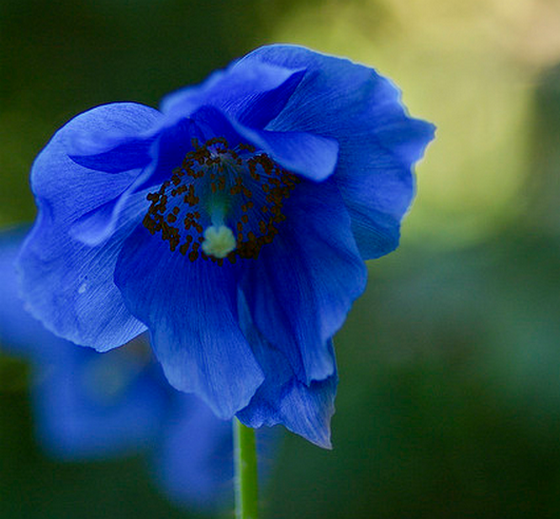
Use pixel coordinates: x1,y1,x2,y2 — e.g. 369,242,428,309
233,418,259,519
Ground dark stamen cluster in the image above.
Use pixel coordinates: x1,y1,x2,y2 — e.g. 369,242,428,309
143,137,300,264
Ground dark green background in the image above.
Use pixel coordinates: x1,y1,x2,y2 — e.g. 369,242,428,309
2,0,560,517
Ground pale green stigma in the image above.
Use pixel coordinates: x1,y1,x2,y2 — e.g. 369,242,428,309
201,225,237,258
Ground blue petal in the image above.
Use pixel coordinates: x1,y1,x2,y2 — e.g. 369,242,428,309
190,105,339,181
240,44,435,259
38,102,159,247
228,122,338,181
114,224,264,419
31,339,167,460
237,295,337,449
233,67,306,129
29,103,154,229
16,103,159,348
241,178,367,384
154,394,233,510
67,102,162,173
189,105,338,180
189,106,248,146
160,54,338,181
72,118,198,246
18,192,148,350
161,59,305,129
69,133,157,173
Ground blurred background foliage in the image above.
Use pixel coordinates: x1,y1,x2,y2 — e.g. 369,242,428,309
1,0,560,517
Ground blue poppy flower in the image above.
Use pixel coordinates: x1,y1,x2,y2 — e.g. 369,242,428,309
17,44,434,447
0,229,237,510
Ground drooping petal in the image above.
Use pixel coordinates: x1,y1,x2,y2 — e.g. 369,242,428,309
32,340,167,460
161,55,339,180
68,133,156,173
52,102,162,247
187,105,339,181
237,295,337,449
161,59,305,129
334,162,415,259
114,224,264,419
227,122,338,181
71,118,199,246
17,193,149,350
241,178,367,384
66,102,162,173
30,103,157,227
240,44,435,259
15,103,167,349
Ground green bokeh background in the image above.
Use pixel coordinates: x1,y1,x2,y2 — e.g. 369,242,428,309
2,0,560,517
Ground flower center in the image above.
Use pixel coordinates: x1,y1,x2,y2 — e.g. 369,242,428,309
143,137,300,265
